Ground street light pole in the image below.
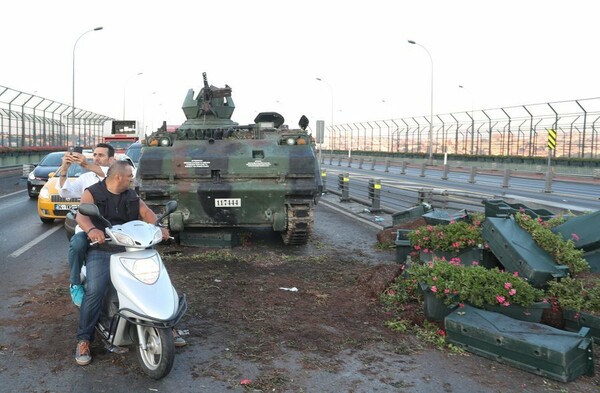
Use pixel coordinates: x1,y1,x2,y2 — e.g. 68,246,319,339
408,40,434,164
72,26,103,146
458,85,475,155
123,72,143,120
316,77,337,155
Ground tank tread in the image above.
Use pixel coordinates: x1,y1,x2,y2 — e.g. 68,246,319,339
281,204,314,245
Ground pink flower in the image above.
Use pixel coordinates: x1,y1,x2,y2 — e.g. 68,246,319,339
504,282,512,290
513,272,519,277
571,233,580,241
452,242,460,249
432,276,438,281
414,245,421,250
502,301,510,307
458,303,465,307
430,286,438,293
508,289,517,296
437,329,446,337
495,295,506,304
387,289,396,296
444,289,450,294
471,261,479,266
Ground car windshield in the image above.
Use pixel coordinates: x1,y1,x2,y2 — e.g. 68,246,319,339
126,146,142,164
66,158,93,177
108,141,134,149
39,153,64,166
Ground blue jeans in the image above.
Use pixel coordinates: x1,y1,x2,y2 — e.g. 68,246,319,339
76,249,111,342
69,231,88,285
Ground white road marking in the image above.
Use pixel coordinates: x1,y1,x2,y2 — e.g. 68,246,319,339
9,225,62,258
0,189,26,199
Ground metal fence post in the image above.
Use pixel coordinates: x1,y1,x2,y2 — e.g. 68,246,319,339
338,173,350,202
368,178,381,212
401,161,407,175
502,168,511,188
441,164,449,180
321,169,327,193
468,166,477,183
384,158,390,172
420,162,426,177
543,171,553,193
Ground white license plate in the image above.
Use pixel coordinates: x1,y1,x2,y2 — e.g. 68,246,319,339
55,204,77,210
215,198,241,207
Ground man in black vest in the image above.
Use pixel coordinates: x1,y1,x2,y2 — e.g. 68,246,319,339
73,160,170,366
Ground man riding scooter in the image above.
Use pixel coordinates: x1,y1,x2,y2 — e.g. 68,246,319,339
74,160,174,366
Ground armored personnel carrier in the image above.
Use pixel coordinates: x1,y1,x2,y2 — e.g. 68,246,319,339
139,73,322,246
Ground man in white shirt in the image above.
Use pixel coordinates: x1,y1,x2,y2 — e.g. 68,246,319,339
57,143,115,307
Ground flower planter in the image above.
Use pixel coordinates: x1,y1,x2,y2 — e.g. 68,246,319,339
419,282,458,322
483,301,550,323
395,229,412,265
563,309,600,343
419,247,483,266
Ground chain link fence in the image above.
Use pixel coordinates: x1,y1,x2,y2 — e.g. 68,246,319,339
0,85,113,148
322,97,600,159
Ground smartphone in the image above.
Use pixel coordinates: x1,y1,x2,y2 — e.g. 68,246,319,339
69,146,74,155
74,146,83,154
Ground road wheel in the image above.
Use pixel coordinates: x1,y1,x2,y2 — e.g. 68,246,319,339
40,217,55,224
135,326,175,380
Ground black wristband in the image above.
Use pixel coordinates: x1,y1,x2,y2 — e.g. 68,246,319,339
86,227,97,235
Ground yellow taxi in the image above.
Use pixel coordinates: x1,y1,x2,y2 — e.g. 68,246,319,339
37,155,93,224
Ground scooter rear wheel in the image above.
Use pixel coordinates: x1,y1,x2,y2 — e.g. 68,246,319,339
135,326,175,379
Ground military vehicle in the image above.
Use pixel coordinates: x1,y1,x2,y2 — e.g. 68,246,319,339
139,73,322,246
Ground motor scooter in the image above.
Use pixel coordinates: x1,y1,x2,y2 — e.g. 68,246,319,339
78,200,186,380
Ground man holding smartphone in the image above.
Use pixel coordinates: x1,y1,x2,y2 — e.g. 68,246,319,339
57,143,115,307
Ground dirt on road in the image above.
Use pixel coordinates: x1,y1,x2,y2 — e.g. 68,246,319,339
2,199,600,392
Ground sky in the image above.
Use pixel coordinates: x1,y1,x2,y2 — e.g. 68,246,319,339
2,0,599,134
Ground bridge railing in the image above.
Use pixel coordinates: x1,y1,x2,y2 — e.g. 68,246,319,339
317,97,600,159
0,85,113,149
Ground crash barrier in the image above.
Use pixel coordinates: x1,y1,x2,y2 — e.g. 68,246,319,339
324,171,572,216
323,154,599,192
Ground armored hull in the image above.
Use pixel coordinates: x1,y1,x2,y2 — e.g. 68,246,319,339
138,73,321,245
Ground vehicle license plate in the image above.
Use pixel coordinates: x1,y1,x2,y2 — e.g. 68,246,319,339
55,204,77,210
215,198,241,207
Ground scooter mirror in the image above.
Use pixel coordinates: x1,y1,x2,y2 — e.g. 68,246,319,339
78,203,100,217
165,200,178,214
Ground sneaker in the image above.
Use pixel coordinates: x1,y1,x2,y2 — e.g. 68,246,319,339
173,330,187,347
75,340,92,366
70,284,85,307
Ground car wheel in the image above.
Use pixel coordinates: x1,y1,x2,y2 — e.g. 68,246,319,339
28,192,37,199
40,217,55,224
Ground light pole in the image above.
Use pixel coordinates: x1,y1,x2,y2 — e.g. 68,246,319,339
123,72,143,120
408,39,434,164
72,26,103,146
316,77,337,155
458,85,475,155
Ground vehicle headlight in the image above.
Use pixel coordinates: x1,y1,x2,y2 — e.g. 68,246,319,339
28,171,36,180
153,227,163,244
39,188,50,199
119,256,160,284
286,137,296,145
159,137,171,146
112,231,136,246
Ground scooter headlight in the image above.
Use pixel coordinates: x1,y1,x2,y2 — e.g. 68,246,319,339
152,227,163,244
120,256,160,284
112,231,136,246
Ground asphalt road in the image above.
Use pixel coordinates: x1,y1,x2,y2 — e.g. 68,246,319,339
1,176,599,392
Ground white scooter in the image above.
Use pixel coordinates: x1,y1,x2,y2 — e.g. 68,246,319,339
78,200,187,380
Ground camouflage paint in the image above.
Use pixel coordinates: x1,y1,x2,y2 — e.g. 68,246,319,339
138,73,321,245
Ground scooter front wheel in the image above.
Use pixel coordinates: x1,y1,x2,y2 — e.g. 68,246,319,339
135,326,175,379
